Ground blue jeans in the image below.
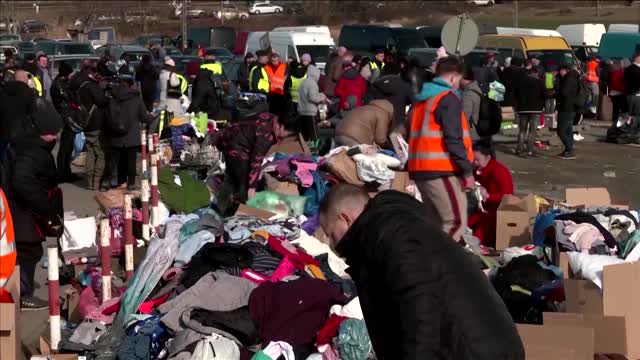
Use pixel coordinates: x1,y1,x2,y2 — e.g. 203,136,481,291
557,111,575,153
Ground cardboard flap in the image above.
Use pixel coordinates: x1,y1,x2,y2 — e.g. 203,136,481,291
602,261,640,359
565,188,611,207
235,204,276,220
544,312,626,354
517,324,594,360
564,279,603,314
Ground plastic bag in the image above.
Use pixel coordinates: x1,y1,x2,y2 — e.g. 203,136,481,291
337,319,372,360
488,81,506,102
247,191,307,217
73,132,85,159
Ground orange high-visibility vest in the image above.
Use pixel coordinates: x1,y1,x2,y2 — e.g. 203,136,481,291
586,59,599,83
408,90,474,173
265,63,286,95
0,189,16,288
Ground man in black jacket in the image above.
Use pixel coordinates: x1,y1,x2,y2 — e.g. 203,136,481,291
70,60,110,190
367,62,413,134
10,97,64,310
624,52,640,97
135,54,159,111
319,184,524,360
51,61,80,183
189,52,224,120
0,70,37,161
514,68,546,157
556,64,580,160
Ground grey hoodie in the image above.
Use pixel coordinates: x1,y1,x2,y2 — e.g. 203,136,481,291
297,65,324,116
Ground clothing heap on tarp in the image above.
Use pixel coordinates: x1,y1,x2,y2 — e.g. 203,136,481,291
52,187,375,360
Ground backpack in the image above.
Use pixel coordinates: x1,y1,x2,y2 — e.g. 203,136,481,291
106,97,127,135
472,89,503,137
573,79,589,114
63,81,95,133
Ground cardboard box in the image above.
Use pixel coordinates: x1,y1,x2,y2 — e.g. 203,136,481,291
495,194,538,250
564,188,628,210
602,262,640,359
543,312,627,355
516,323,594,360
564,279,603,314
266,133,311,156
0,266,20,360
235,204,276,221
39,337,78,359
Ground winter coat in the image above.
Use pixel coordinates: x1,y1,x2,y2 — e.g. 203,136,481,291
189,66,222,119
624,63,640,96
629,91,640,117
367,74,413,130
334,68,366,111
514,74,546,113
472,66,499,94
283,65,307,102
462,81,482,127
297,66,324,116
335,99,393,146
159,68,184,116
501,66,526,107
336,190,525,360
36,66,52,101
468,158,514,247
70,70,109,133
0,80,37,144
556,70,580,113
50,75,72,114
237,61,253,91
135,62,159,104
324,55,343,97
9,136,62,244
108,86,148,148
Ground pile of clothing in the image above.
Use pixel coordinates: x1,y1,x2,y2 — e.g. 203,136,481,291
56,203,374,360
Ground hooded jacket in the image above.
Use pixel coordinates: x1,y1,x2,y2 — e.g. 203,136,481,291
367,74,413,130
324,55,343,97
189,63,222,119
335,99,393,146
0,80,37,144
334,67,366,111
297,66,324,117
412,78,474,180
462,80,482,126
70,70,109,133
336,190,525,360
556,69,580,113
108,85,148,148
135,61,159,105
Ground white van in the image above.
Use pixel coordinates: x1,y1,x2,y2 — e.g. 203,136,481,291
556,24,606,62
272,26,331,37
245,31,335,72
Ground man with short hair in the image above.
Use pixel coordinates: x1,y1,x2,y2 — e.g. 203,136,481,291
190,50,225,120
324,46,347,97
624,51,640,97
265,53,287,120
36,53,52,100
250,50,270,94
409,57,474,242
556,63,580,160
319,184,525,360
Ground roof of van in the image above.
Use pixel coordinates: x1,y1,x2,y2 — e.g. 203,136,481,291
272,26,330,36
269,31,335,46
480,34,571,50
496,27,562,37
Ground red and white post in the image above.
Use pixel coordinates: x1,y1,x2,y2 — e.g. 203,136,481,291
99,218,112,303
141,129,148,174
47,245,61,352
150,153,160,232
141,176,150,241
153,133,160,169
123,193,134,280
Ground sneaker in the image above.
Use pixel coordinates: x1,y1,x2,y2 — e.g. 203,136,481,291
558,152,577,160
20,296,49,311
527,152,537,158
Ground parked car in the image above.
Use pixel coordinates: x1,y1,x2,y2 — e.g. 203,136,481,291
0,45,17,62
0,34,21,44
0,18,18,33
176,8,209,18
215,5,250,20
95,44,152,65
12,41,36,58
131,34,174,47
467,0,495,5
201,47,234,60
21,20,47,34
35,41,95,56
49,55,100,78
125,11,159,24
249,2,283,14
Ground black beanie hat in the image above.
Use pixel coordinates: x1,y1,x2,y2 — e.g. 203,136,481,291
58,61,73,77
33,98,63,135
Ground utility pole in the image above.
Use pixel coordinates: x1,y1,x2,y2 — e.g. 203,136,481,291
181,0,187,51
514,0,519,27
596,0,600,17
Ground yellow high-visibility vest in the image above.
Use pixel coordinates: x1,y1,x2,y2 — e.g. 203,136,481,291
200,62,222,75
27,72,42,96
289,74,306,103
249,65,269,93
369,61,385,71
176,73,187,94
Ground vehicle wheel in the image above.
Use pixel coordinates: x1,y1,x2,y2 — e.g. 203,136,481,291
488,0,495,6
254,10,260,14
274,8,281,13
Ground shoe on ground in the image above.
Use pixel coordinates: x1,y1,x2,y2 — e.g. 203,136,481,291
20,296,49,311
557,152,576,160
527,152,536,158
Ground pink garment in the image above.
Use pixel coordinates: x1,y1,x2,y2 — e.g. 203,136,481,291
565,222,604,252
267,235,319,270
291,161,318,187
321,345,341,360
163,267,184,282
242,269,269,284
270,257,296,282
139,293,170,314
80,287,121,324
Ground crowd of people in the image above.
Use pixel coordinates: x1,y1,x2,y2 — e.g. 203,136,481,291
1,36,640,358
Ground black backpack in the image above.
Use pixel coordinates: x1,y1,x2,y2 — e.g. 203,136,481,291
472,89,503,137
106,97,127,135
573,79,589,114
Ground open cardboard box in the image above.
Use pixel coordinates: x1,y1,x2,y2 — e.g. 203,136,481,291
235,204,277,221
564,187,628,210
38,336,78,360
0,266,20,360
516,323,594,360
495,194,538,250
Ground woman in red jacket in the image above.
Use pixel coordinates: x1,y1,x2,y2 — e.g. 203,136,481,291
468,140,514,247
334,60,366,112
608,59,627,125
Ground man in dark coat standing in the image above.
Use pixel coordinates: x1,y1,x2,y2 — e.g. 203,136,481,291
135,54,159,111
556,63,581,159
319,184,525,360
51,61,80,182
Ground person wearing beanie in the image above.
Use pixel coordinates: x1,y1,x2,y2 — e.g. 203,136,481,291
301,53,312,67
335,59,366,112
135,54,159,111
325,46,348,97
189,49,225,120
50,61,80,182
237,52,255,91
159,56,186,117
9,96,63,310
283,60,307,116
249,49,270,94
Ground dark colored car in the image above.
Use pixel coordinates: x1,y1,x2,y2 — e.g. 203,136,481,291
21,20,47,34
95,44,152,66
339,25,428,57
35,41,94,56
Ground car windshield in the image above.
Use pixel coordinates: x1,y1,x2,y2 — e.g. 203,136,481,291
296,45,330,64
392,29,427,50
123,51,150,62
207,48,232,57
527,50,577,67
16,42,35,52
58,43,94,55
0,34,19,42
35,41,56,54
464,51,492,67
